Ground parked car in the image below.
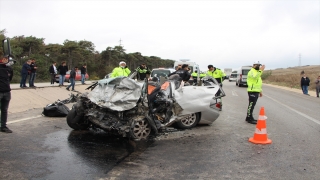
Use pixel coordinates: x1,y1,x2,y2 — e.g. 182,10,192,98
150,68,175,78
55,70,89,83
151,68,195,84
229,73,237,82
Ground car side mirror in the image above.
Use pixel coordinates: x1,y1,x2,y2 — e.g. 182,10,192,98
2,39,12,57
1,39,15,65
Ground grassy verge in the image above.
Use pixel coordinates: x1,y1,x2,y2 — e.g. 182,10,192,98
263,65,320,91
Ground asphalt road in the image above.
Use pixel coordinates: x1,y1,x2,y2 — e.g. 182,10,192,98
1,81,320,180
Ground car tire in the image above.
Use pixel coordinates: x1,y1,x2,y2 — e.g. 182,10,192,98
175,113,200,129
236,81,238,86
66,108,90,130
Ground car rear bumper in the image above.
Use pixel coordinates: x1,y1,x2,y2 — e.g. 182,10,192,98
198,108,220,124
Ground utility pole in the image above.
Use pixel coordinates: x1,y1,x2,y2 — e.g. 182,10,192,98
119,39,123,47
299,53,301,66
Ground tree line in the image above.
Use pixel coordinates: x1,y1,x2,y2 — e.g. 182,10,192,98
0,29,175,83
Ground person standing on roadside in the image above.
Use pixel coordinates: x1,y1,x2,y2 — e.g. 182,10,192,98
57,61,68,86
49,62,57,85
135,63,151,80
0,56,13,133
80,64,87,84
66,67,78,91
300,73,310,95
110,61,131,78
315,76,320,98
29,58,37,88
245,61,265,124
20,60,31,88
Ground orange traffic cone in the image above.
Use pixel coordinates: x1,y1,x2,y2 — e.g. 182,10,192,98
249,107,272,144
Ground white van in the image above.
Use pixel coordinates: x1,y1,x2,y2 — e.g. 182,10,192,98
229,72,237,82
173,60,199,73
236,66,252,87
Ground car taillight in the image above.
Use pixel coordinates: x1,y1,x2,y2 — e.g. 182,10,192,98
216,102,221,109
240,74,242,79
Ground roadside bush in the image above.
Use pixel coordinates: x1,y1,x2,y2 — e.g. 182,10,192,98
89,71,101,80
264,68,320,90
261,70,272,80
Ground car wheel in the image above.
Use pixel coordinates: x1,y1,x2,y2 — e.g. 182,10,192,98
236,81,238,86
66,108,90,130
229,80,231,82
129,118,152,140
175,113,200,129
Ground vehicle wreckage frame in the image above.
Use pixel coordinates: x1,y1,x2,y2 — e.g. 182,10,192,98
67,70,226,141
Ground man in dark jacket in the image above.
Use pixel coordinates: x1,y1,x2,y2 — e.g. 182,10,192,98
301,73,310,95
0,56,13,133
168,64,191,83
20,60,31,88
57,61,68,86
80,64,87,84
49,62,57,85
315,76,320,98
135,63,151,80
29,58,37,87
66,67,78,91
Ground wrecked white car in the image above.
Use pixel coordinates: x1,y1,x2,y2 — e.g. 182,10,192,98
66,72,225,140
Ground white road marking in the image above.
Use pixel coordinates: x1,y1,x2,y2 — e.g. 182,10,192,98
7,115,43,124
264,94,320,125
232,90,238,96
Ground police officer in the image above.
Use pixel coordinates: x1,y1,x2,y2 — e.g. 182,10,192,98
110,61,131,78
191,70,206,85
206,65,225,94
191,70,198,85
245,61,265,124
135,63,151,80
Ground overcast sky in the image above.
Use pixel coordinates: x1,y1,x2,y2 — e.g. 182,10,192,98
0,0,319,70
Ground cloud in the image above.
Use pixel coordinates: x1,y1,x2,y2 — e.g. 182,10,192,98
0,0,319,70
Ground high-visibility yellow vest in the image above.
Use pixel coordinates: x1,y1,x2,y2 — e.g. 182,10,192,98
247,68,263,92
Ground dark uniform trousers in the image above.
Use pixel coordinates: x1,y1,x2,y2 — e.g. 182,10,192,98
247,92,259,118
0,92,11,128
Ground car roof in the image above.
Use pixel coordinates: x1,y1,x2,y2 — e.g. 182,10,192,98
150,68,175,77
151,68,175,72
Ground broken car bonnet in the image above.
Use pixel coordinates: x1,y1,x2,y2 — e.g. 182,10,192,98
88,77,143,111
